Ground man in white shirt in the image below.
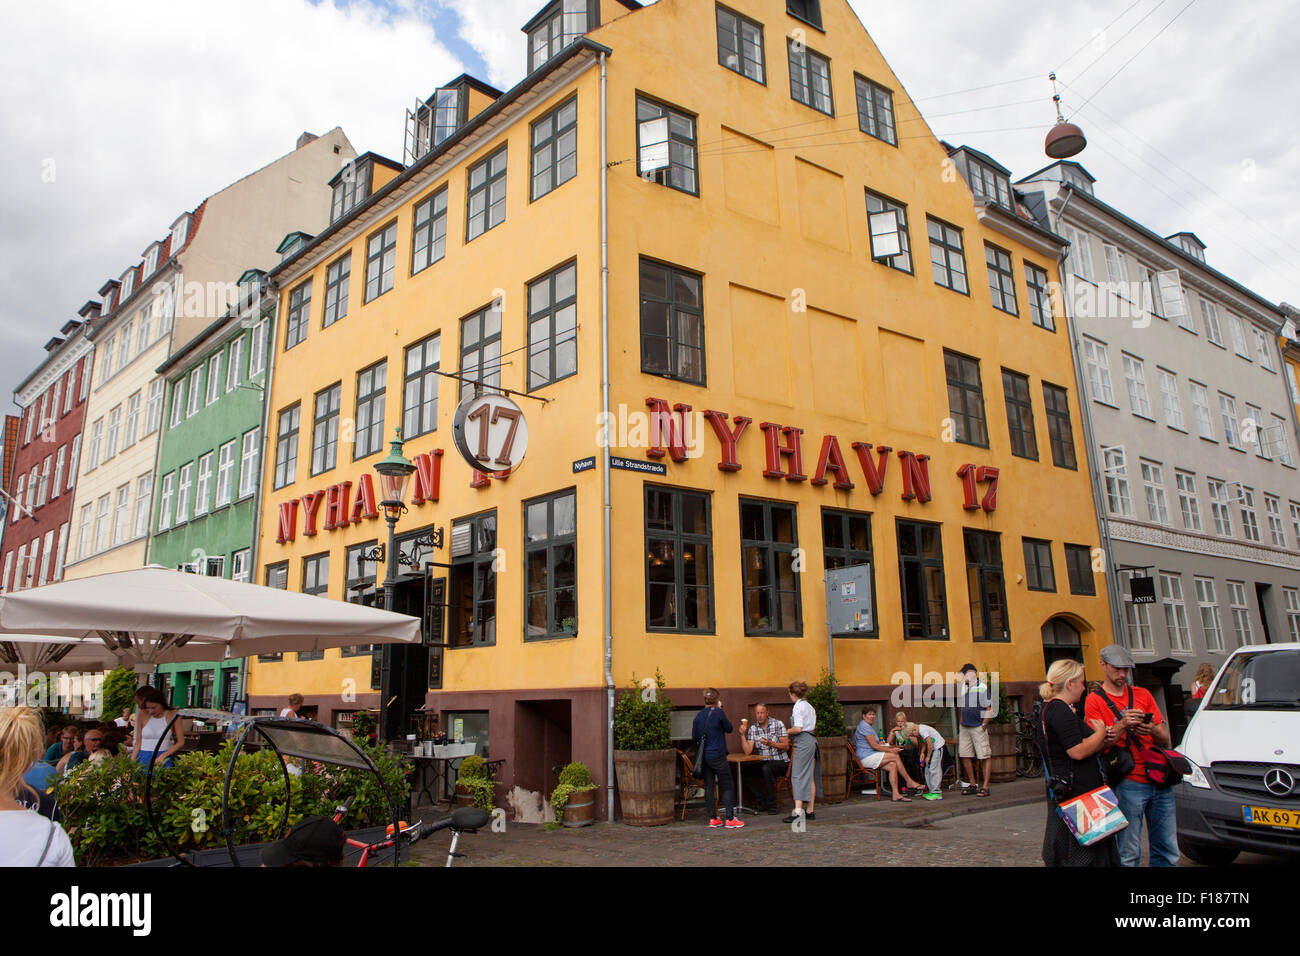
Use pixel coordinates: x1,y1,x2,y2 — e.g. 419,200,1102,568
916,723,946,798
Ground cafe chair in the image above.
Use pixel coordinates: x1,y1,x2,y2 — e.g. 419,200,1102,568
845,742,882,800
675,749,701,822
772,756,795,810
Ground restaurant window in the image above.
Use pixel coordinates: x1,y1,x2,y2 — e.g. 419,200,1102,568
1064,544,1095,595
524,489,577,641
1023,538,1055,592
716,4,765,84
364,221,398,303
310,383,342,476
985,244,1018,315
928,217,968,293
787,40,832,115
531,97,578,201
527,260,578,390
865,189,911,272
285,280,311,350
965,530,1008,642
343,541,377,658
1026,263,1055,331
822,508,876,638
945,350,988,447
640,258,705,385
403,334,441,439
1043,383,1077,469
1002,369,1038,460
855,75,896,145
354,361,386,460
636,96,698,195
411,188,448,275
897,520,948,640
323,254,351,328
450,511,497,647
466,146,508,241
302,552,329,597
740,498,802,636
645,486,714,633
459,307,502,400
273,404,300,490
259,562,288,661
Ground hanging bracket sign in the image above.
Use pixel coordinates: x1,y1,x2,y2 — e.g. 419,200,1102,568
452,392,529,472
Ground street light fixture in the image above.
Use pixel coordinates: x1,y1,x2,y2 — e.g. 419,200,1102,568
373,429,415,743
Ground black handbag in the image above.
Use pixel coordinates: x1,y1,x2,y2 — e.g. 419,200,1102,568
691,709,715,779
1093,688,1136,787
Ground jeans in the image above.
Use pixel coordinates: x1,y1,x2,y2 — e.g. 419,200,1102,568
1115,779,1179,867
701,754,734,820
741,759,786,807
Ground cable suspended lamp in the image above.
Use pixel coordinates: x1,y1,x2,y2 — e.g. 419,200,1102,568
1044,72,1087,159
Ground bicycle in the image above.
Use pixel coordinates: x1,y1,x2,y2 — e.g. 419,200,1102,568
333,795,490,867
1012,710,1044,778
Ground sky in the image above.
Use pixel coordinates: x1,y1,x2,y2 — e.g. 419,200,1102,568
1,0,1297,404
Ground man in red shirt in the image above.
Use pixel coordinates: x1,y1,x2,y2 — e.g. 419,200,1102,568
1084,644,1179,866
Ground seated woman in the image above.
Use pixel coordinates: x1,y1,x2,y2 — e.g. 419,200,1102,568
853,707,925,802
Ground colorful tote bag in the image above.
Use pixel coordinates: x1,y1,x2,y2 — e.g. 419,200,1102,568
1056,784,1129,846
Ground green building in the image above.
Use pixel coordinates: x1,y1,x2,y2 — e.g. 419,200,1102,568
147,270,276,708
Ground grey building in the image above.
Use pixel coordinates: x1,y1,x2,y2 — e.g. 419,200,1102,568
1018,161,1300,720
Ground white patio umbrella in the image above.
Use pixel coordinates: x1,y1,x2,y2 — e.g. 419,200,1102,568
0,634,123,671
0,566,421,676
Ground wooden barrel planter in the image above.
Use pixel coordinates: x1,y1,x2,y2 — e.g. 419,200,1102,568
561,789,596,827
454,784,476,808
817,736,848,803
988,724,1017,783
613,749,675,826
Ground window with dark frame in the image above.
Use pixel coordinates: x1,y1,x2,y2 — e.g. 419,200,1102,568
787,39,833,115
965,156,1013,209
865,188,911,272
855,75,896,145
364,221,398,303
1023,538,1055,592
1043,382,1078,469
639,258,704,385
459,307,502,399
636,96,698,195
531,97,578,201
354,361,386,460
466,146,508,241
527,261,578,390
1001,369,1038,460
285,280,311,350
524,489,577,640
1026,262,1055,330
273,404,300,490
330,161,371,224
297,552,329,660
343,541,377,657
644,486,714,633
1064,544,1096,595
785,0,822,31
928,217,968,293
945,350,988,447
965,529,1009,642
411,188,449,275
822,508,877,638
259,562,288,660
403,334,441,439
323,254,350,328
897,520,947,640
310,383,341,476
716,5,765,83
985,243,1018,315
740,498,802,636
450,511,497,647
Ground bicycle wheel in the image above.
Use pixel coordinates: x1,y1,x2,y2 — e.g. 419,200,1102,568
1017,739,1044,778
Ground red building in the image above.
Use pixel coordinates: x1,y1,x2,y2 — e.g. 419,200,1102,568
1,313,96,593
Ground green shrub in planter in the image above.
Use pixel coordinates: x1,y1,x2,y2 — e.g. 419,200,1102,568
458,754,487,779
613,670,673,751
807,669,846,738
550,761,596,822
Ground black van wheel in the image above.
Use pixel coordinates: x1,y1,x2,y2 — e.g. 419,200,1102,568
1181,841,1240,866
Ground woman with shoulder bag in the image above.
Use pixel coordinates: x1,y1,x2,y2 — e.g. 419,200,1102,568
1037,660,1122,867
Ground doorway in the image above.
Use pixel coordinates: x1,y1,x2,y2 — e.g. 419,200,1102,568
380,577,432,739
1255,582,1274,644
1041,617,1084,672
513,700,572,796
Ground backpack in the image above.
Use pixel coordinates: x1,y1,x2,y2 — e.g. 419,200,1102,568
1092,687,1189,788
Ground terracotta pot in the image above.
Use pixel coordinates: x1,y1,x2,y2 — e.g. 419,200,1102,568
454,783,476,808
816,736,848,803
561,789,596,827
613,749,675,826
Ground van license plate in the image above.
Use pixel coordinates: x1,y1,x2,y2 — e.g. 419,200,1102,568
1243,806,1300,829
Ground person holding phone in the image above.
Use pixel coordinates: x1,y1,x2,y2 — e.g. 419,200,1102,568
1084,644,1178,867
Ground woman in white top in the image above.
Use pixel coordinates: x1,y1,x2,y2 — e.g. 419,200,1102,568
131,686,186,771
1,707,76,867
784,680,822,823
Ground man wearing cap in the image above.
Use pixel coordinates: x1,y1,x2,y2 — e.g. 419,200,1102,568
261,816,347,867
1084,644,1178,867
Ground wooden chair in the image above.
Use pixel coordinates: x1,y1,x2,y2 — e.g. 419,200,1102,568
772,756,794,809
675,749,702,821
846,741,882,800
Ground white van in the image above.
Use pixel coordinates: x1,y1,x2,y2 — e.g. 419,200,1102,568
1175,643,1300,864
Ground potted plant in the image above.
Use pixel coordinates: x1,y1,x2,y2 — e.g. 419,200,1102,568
550,761,597,827
454,754,495,811
806,669,848,803
612,670,675,826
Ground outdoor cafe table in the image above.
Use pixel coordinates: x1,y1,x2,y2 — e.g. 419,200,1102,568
726,753,764,815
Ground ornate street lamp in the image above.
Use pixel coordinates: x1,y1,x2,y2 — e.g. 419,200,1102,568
374,429,415,742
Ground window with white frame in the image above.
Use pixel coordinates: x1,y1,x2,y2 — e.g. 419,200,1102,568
137,304,151,353
1245,404,1268,458
122,391,139,450
1253,328,1275,370
105,406,121,460
1284,587,1300,642
112,485,130,545
77,504,93,559
118,321,132,369
250,317,269,376
1,552,10,594
38,529,54,586
1264,494,1286,547
133,474,152,539
157,474,174,531
1238,485,1260,542
194,454,213,518
1290,502,1300,547
1174,471,1202,531
67,435,79,490
175,463,193,524
169,380,185,428
1219,393,1241,449
1195,577,1224,651
1227,313,1250,359
1103,446,1132,516
1120,570,1153,651
1122,354,1151,418
36,456,50,508
1156,369,1185,430
11,476,25,522
145,379,163,435
206,354,221,405
1083,338,1115,405
64,368,76,414
87,419,103,470
1227,581,1253,645
52,445,65,500
232,549,251,583
94,494,111,553
187,367,203,417
1201,299,1224,346
171,215,189,251
53,523,68,581
14,544,26,589
1272,415,1293,466
215,441,236,508
1207,479,1233,536
1287,365,1300,405
1189,382,1214,440
239,428,261,499
1140,461,1169,525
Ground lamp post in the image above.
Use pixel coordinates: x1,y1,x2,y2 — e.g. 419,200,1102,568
374,429,416,742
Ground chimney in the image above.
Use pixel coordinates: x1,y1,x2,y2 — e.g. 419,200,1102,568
296,131,318,150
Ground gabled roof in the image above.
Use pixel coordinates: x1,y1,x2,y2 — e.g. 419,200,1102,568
522,0,641,35
1165,231,1206,250
1016,159,1096,185
945,142,1012,177
43,337,65,353
428,73,504,103
276,231,314,254
326,152,403,188
59,319,82,336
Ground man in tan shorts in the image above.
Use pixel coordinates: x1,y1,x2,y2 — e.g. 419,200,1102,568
957,664,993,796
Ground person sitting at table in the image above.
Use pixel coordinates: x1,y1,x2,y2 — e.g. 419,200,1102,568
57,726,112,775
739,703,789,814
42,725,79,765
853,706,924,802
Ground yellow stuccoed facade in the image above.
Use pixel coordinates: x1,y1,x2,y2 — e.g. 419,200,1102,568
249,0,1112,814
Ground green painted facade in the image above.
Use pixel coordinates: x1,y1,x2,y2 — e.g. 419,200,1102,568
149,282,276,709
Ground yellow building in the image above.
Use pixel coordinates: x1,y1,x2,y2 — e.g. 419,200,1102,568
250,0,1112,816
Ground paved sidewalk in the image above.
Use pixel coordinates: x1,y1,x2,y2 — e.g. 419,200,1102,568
410,778,1047,867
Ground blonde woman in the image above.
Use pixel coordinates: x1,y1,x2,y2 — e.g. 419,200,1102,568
783,681,822,823
1,708,76,866
1191,663,1215,700
1037,659,1120,867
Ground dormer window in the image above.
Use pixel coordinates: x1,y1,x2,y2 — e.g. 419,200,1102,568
1173,234,1206,263
120,269,135,301
527,0,590,73
103,289,116,313
1061,166,1094,195
170,215,189,252
433,87,461,146
142,244,159,278
277,232,312,263
965,155,1012,210
330,159,372,224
